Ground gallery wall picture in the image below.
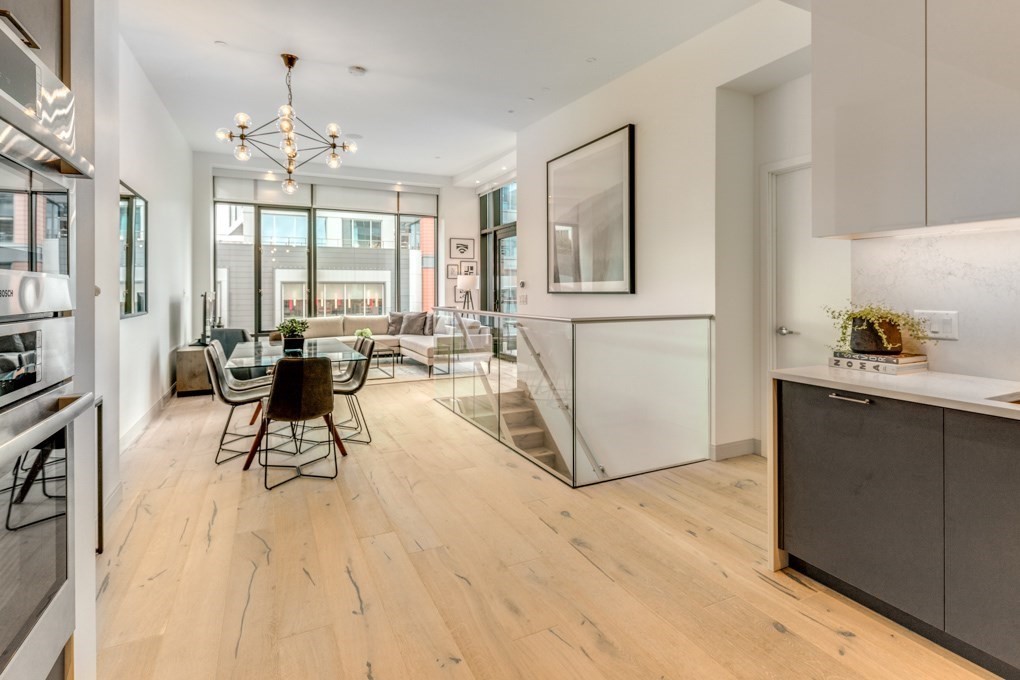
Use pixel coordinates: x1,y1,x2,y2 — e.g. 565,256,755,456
454,288,467,303
446,264,459,279
449,237,475,259
547,124,635,293
459,260,478,276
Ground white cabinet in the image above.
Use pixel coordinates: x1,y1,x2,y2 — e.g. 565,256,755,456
812,0,927,238
927,0,1020,226
814,1,1020,237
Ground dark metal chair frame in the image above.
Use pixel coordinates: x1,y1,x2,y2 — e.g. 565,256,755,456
206,341,272,464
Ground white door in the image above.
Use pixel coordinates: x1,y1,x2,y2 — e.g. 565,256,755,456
771,165,851,369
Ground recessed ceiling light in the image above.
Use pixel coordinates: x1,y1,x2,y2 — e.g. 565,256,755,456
501,166,507,171
507,109,515,114
434,155,441,159
396,181,402,185
348,65,367,76
585,56,597,63
214,40,228,46
475,180,480,184
526,97,535,102
346,133,364,140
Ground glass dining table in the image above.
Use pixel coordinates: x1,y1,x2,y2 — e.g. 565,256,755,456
225,337,367,371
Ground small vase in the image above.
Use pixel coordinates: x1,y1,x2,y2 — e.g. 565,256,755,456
850,318,902,355
283,335,305,352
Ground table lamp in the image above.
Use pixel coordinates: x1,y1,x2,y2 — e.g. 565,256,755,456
456,274,478,310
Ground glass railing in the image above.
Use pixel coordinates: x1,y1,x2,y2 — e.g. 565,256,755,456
433,308,713,487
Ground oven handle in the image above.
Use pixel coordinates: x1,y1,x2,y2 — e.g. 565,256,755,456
0,392,93,472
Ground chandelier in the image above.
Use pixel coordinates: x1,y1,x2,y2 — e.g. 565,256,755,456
215,53,358,195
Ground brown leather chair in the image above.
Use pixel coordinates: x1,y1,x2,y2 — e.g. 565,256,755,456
205,343,271,464
333,338,375,444
242,357,348,489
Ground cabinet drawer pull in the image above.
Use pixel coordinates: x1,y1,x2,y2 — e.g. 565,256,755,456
828,392,872,405
0,11,41,50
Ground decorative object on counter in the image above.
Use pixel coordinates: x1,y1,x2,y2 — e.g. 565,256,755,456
353,328,373,339
828,356,928,375
825,303,929,355
832,350,927,365
276,318,309,351
547,124,635,294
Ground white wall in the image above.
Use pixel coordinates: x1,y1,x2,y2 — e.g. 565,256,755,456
118,38,194,443
755,74,812,164
513,0,809,453
515,0,810,320
715,88,757,453
439,186,480,307
853,227,1020,381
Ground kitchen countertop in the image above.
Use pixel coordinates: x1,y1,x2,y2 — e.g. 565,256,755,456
772,365,1020,421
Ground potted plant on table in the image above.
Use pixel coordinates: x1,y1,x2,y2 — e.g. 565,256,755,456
276,318,310,352
354,328,373,339
825,303,929,355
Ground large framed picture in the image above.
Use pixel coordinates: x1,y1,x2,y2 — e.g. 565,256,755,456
449,237,475,259
547,124,635,294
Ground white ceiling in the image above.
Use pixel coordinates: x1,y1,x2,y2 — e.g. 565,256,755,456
120,0,758,179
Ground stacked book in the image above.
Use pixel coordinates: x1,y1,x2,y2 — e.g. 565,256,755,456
829,351,928,375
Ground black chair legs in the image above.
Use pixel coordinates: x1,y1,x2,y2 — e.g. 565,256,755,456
334,394,372,445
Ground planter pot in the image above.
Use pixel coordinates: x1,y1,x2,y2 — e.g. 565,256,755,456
850,318,902,355
283,335,305,352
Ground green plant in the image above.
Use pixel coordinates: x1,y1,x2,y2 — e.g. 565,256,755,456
276,318,309,338
354,328,373,338
824,302,929,352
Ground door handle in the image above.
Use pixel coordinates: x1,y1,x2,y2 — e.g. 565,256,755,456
776,326,799,336
0,11,41,50
828,393,872,406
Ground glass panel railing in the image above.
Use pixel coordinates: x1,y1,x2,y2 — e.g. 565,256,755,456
434,309,712,487
572,318,712,485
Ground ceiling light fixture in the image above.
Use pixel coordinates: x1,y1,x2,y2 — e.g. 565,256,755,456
216,53,358,195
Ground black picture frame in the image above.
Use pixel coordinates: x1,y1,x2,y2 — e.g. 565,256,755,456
449,237,475,259
546,124,635,294
459,260,478,275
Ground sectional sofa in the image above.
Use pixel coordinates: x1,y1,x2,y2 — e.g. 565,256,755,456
269,313,493,376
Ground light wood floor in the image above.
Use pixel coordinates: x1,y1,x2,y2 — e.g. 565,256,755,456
96,381,993,679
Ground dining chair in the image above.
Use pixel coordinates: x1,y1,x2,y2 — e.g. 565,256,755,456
333,337,375,444
205,343,271,464
242,357,349,489
210,327,268,380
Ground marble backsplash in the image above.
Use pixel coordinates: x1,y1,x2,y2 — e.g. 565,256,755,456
853,227,1020,382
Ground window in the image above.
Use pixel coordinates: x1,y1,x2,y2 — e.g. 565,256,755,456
213,196,437,333
119,183,148,317
479,182,517,312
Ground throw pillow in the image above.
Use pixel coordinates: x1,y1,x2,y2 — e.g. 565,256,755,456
399,311,428,335
386,312,404,335
424,312,434,336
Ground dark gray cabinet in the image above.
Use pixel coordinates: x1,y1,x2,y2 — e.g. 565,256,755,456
780,381,945,628
944,410,1020,669
0,1,63,78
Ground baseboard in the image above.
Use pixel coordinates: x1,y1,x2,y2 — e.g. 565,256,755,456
102,480,123,522
119,385,176,450
711,438,761,461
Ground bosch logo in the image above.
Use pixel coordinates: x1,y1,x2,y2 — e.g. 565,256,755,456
0,290,14,298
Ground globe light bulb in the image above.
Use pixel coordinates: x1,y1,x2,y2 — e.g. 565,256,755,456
326,122,341,138
233,112,252,128
234,144,251,161
215,127,232,143
343,141,358,154
278,104,295,119
281,139,298,158
278,117,295,134
327,152,342,169
282,178,299,195
286,159,296,174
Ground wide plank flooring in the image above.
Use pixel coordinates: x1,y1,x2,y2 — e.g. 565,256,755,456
96,381,993,679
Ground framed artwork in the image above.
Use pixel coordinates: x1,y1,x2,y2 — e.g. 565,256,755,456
547,124,635,294
446,264,459,279
449,237,475,259
459,260,478,276
454,288,467,303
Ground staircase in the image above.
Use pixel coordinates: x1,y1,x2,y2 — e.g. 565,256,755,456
455,388,570,477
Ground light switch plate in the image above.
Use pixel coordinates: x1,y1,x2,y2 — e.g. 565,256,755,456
914,310,959,341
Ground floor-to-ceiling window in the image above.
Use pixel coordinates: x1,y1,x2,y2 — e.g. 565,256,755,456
479,181,517,313
213,178,438,333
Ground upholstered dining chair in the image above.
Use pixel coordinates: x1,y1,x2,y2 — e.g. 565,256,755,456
242,357,348,489
205,343,271,464
333,337,375,444
210,327,268,380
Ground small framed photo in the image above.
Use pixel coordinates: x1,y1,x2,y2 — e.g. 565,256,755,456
459,260,478,276
446,264,459,279
449,237,475,259
454,288,467,303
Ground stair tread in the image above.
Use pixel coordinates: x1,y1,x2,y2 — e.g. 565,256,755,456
499,405,534,415
508,424,544,435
